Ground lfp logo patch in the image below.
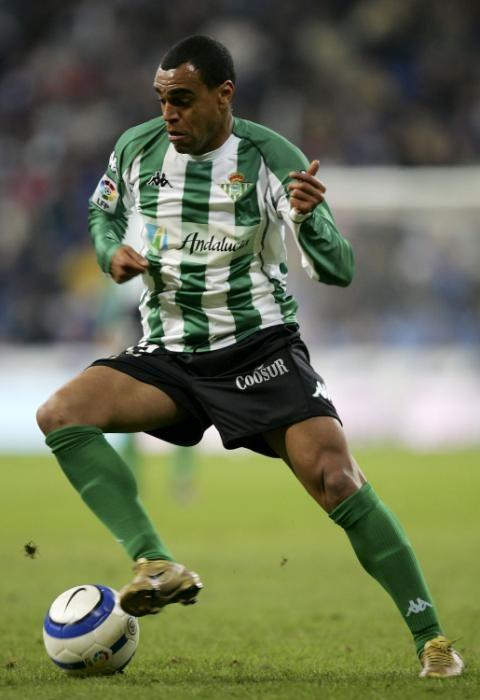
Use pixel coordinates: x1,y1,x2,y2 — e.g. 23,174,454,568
100,178,116,201
92,174,119,213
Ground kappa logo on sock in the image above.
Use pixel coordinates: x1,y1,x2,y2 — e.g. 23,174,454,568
405,597,433,617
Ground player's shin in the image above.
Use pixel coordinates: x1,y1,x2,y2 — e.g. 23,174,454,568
45,425,174,562
330,482,442,656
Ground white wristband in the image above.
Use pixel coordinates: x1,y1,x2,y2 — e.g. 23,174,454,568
288,207,313,223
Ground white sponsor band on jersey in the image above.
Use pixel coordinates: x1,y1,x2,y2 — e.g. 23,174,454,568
178,231,252,256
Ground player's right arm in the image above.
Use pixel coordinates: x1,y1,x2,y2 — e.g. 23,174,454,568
88,148,147,283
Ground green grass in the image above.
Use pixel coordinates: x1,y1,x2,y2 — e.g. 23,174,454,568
0,448,479,699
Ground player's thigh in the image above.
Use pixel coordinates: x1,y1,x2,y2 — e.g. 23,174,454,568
263,415,349,464
39,365,186,433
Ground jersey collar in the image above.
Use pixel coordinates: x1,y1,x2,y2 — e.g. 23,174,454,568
178,132,236,162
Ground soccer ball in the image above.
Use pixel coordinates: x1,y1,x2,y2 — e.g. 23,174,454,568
43,584,139,675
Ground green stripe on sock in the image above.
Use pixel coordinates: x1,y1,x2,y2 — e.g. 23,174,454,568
46,425,174,562
330,483,442,656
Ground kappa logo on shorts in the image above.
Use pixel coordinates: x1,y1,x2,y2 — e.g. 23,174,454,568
312,379,331,401
235,358,289,390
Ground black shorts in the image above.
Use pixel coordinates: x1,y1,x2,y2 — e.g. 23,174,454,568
92,324,340,458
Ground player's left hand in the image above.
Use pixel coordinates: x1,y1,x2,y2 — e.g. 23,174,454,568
288,160,326,215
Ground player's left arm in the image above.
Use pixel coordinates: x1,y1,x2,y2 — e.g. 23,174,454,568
288,159,325,215
278,160,354,286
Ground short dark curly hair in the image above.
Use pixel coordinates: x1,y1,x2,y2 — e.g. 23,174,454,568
161,35,236,88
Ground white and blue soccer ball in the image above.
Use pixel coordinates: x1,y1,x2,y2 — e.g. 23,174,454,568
43,584,139,675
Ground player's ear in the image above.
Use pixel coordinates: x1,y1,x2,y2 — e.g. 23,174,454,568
218,80,234,107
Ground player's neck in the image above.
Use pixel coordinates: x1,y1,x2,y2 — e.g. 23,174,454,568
204,113,233,154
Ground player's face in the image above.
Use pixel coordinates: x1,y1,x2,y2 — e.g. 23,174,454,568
153,63,234,155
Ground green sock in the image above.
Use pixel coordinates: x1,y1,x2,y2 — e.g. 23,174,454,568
46,425,174,562
330,483,442,656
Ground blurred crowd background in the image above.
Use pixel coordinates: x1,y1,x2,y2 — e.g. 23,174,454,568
1,0,479,345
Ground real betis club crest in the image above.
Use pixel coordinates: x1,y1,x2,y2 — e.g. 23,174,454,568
220,172,253,202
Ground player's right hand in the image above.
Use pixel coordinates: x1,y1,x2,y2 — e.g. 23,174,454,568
109,245,149,283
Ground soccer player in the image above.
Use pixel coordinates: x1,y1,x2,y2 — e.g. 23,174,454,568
37,35,463,678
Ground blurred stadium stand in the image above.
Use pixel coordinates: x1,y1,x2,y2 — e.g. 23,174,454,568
1,0,479,449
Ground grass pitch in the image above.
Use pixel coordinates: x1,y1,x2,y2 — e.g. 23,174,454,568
0,447,479,699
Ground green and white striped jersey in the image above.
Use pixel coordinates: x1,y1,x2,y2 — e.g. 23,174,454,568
89,116,354,352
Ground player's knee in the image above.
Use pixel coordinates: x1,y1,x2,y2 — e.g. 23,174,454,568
322,459,358,509
307,448,360,511
36,393,72,436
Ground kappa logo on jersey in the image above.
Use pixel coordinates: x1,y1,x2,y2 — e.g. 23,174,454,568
147,170,173,188
235,358,289,390
220,172,253,202
312,379,331,401
145,224,169,251
93,175,119,213
108,151,118,173
405,598,433,617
